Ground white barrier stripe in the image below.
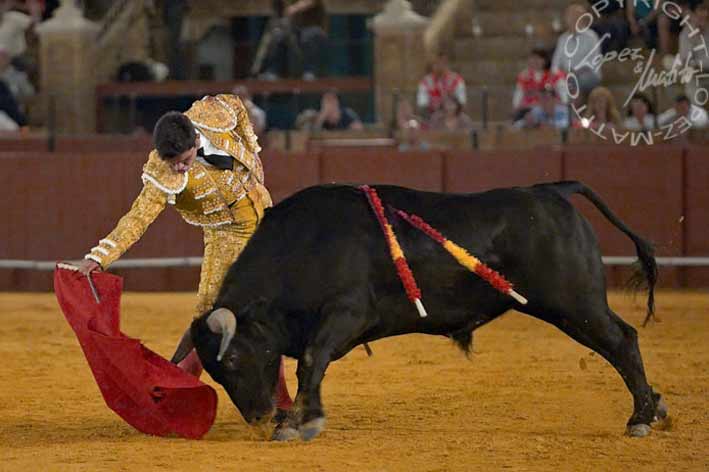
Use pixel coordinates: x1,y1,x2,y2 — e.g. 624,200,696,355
0,257,204,271
602,257,709,266
1,257,709,271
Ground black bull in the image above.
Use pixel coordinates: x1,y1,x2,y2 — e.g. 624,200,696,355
172,181,668,441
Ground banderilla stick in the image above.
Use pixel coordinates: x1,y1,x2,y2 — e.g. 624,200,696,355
363,343,373,357
86,272,101,304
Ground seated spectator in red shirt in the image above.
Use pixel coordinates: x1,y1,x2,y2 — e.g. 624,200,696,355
513,47,566,122
416,52,466,118
314,90,363,130
429,96,474,131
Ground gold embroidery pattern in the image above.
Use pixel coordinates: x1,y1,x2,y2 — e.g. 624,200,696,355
195,195,263,314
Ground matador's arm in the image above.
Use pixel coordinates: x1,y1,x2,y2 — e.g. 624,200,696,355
84,183,168,268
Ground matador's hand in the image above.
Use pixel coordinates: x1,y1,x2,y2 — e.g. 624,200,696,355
77,259,101,276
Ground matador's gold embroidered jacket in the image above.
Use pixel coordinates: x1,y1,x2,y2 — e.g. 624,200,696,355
85,94,272,268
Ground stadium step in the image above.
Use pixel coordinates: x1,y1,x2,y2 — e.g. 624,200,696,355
475,0,571,11
456,60,529,85
453,37,535,62
468,10,563,38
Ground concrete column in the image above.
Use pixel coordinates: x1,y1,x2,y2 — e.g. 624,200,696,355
371,0,429,127
36,0,99,134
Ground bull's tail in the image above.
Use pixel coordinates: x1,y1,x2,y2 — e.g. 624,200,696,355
549,181,658,326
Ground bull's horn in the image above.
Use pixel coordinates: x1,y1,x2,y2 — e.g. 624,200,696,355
206,308,236,361
170,327,194,364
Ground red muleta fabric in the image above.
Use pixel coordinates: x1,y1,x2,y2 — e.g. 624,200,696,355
53,266,217,439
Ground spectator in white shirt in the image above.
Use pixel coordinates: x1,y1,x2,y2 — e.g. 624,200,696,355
233,85,267,136
0,2,33,58
658,94,709,128
678,2,709,105
552,4,603,103
624,93,656,131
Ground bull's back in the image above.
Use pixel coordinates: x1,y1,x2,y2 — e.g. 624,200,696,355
229,183,597,319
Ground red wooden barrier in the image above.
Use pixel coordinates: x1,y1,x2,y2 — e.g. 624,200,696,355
684,146,709,287
0,145,705,290
444,148,563,193
562,145,685,287
319,149,444,192
261,151,320,204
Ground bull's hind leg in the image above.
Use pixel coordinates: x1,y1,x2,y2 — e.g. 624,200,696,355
528,304,665,436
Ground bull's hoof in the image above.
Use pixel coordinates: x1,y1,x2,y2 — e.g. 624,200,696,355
272,425,299,441
299,417,326,441
627,423,652,437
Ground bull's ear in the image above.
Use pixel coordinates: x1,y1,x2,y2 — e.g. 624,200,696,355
237,297,270,322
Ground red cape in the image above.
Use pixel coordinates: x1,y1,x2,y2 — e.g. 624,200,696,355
53,265,217,439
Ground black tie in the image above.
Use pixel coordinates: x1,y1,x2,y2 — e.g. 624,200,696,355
197,148,234,170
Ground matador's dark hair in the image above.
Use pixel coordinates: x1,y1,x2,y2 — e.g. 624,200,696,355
153,111,197,160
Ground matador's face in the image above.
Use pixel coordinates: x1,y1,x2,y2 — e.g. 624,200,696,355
169,135,200,174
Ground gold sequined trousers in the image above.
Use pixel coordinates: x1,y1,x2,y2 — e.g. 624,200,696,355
195,192,265,314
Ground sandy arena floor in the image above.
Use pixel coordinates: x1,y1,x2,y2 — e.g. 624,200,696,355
0,290,707,471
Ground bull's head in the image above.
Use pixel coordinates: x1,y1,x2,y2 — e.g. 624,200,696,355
171,300,280,426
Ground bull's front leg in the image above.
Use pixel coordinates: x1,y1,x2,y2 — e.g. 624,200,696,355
271,350,332,441
273,305,371,441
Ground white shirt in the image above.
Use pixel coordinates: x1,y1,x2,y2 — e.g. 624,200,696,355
657,104,709,129
0,11,32,57
623,115,656,131
678,24,709,71
552,29,603,79
196,129,230,156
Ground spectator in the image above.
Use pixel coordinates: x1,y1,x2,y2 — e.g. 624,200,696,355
658,94,709,128
398,119,430,152
0,79,26,130
515,86,569,129
314,90,363,131
116,59,168,83
255,0,328,80
233,85,267,136
626,0,673,56
162,0,189,80
582,86,621,130
396,98,424,130
552,4,602,103
0,45,33,100
678,2,709,104
416,52,466,118
513,47,566,121
429,96,474,131
295,108,318,130
0,1,33,58
624,93,656,131
587,0,629,53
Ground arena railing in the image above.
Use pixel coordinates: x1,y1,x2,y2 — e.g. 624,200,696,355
2,257,708,271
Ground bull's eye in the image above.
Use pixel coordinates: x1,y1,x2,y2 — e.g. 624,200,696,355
222,353,238,370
